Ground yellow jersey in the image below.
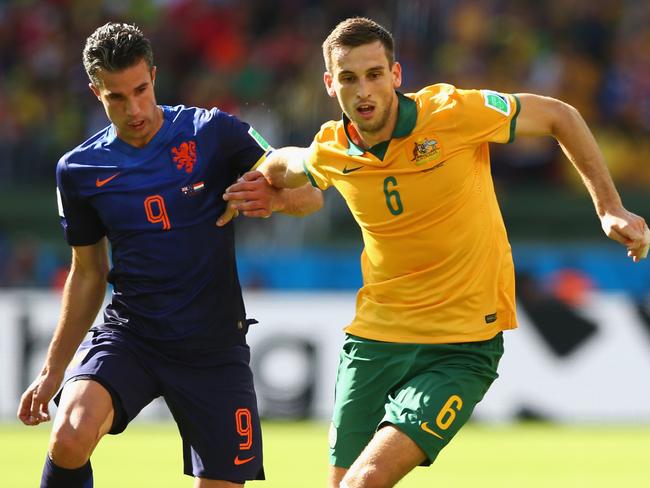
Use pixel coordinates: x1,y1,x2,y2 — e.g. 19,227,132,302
304,83,520,343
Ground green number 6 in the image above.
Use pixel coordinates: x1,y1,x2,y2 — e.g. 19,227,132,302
383,176,403,216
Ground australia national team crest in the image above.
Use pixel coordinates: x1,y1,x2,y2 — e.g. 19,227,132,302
411,137,441,166
171,140,197,173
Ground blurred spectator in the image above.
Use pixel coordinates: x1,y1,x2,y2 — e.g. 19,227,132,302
0,237,38,287
1,0,649,189
2,0,650,287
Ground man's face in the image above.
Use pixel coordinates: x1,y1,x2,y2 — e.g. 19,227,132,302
324,41,402,141
90,59,161,148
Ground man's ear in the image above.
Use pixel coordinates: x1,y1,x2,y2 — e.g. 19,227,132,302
151,65,157,86
323,71,336,98
392,62,402,90
89,82,101,100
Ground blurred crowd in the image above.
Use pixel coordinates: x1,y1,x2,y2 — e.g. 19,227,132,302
2,0,650,187
2,0,650,287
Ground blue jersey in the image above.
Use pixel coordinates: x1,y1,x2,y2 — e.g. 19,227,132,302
55,105,269,351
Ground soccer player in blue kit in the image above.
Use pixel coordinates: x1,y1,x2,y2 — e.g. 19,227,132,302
16,23,322,488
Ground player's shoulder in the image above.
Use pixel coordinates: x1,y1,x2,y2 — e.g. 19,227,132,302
164,104,241,135
407,83,468,112
409,83,512,124
57,125,113,174
413,83,512,109
314,119,343,144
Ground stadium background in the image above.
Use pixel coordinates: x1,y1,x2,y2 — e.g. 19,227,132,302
1,0,649,486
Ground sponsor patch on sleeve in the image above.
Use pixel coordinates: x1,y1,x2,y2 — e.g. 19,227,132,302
248,126,270,151
481,90,511,116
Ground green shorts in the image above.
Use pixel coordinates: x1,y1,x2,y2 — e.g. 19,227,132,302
329,332,504,468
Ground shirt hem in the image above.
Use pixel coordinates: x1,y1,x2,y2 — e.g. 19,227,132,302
343,322,517,344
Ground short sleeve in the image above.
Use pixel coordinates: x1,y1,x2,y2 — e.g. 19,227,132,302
302,121,342,190
303,141,331,190
453,89,520,145
56,159,105,246
220,111,271,177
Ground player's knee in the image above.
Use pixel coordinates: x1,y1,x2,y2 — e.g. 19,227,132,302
49,421,99,467
343,464,392,488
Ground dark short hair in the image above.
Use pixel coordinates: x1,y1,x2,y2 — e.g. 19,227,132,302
83,22,153,85
322,17,394,71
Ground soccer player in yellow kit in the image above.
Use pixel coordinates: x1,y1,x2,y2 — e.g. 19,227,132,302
223,17,650,488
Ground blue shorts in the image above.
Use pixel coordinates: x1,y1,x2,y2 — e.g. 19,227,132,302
58,327,264,482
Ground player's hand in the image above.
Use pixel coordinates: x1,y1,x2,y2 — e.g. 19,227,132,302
217,172,264,226
600,209,650,263
216,199,240,227
221,171,281,222
17,372,62,426
217,171,274,226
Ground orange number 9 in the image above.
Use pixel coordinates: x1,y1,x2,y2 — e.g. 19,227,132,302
235,408,253,450
144,195,171,230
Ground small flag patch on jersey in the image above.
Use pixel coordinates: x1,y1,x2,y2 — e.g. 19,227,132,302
181,181,205,196
481,90,511,116
248,127,270,151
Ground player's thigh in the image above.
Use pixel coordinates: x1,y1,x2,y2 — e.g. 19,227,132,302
343,424,426,488
49,379,114,465
163,345,264,482
330,335,410,469
383,334,504,465
56,328,160,435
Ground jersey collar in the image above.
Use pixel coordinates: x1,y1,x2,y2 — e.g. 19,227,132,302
343,92,417,160
108,105,172,156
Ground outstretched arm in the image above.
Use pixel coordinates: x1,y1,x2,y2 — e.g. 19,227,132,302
256,146,311,188
515,94,650,262
218,147,322,225
218,170,322,224
17,239,109,425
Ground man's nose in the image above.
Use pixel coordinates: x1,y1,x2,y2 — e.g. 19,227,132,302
357,78,371,99
125,97,139,116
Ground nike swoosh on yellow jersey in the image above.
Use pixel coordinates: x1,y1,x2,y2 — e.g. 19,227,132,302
421,162,445,173
342,165,363,174
420,422,444,439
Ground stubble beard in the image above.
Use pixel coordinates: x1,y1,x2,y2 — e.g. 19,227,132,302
351,98,393,135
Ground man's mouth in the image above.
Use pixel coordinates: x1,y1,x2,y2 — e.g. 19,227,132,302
356,104,375,119
129,120,145,130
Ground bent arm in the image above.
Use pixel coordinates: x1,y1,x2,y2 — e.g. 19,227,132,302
17,238,109,425
515,94,622,215
219,146,321,224
257,146,310,189
273,183,323,216
514,94,649,260
44,238,109,377
220,170,322,223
